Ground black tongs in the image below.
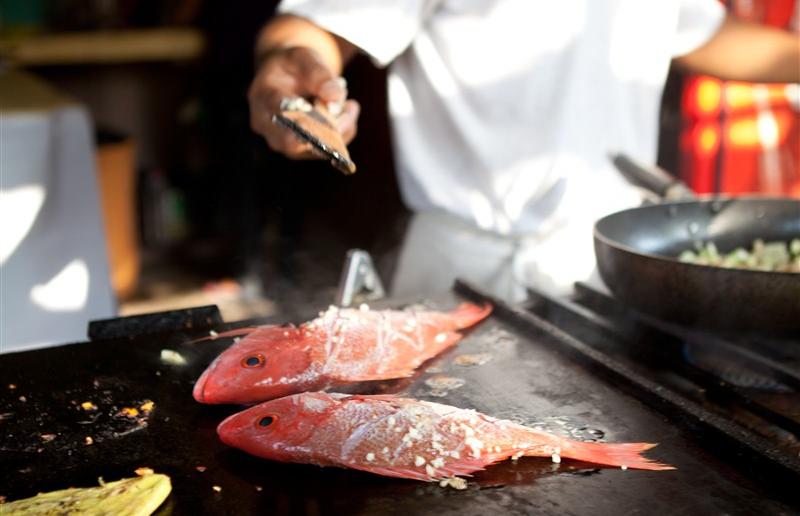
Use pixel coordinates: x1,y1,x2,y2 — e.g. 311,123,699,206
272,97,357,175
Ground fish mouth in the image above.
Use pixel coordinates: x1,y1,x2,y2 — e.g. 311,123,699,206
192,371,208,402
192,358,219,403
216,412,246,447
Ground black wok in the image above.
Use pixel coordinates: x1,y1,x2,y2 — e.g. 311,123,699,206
595,156,800,334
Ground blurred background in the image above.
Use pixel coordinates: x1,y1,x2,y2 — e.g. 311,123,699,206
1,0,798,350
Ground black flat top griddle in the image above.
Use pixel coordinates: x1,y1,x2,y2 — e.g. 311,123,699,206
0,285,796,515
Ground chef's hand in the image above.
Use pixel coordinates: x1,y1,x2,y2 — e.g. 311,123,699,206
248,46,360,159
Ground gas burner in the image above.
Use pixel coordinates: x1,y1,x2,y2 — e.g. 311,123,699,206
682,340,791,392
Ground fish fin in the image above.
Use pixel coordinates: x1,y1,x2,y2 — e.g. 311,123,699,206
344,464,436,482
430,452,511,479
344,394,410,404
549,441,674,471
190,324,297,344
422,331,463,357
449,303,493,330
344,461,486,482
188,327,258,343
331,370,416,382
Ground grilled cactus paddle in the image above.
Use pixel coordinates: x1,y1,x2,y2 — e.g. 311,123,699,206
2,473,171,515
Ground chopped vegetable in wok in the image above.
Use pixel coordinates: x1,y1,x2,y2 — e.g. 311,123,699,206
678,239,800,272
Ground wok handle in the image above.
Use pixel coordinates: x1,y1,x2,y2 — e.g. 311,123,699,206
609,153,696,201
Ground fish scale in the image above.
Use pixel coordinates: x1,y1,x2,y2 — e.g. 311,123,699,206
334,403,491,476
314,310,445,376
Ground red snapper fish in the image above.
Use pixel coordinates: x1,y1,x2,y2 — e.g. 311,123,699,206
217,393,673,484
193,303,492,405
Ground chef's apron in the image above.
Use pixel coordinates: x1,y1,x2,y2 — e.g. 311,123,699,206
391,210,605,303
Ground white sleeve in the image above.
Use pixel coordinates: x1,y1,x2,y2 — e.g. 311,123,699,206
672,0,726,57
277,0,439,66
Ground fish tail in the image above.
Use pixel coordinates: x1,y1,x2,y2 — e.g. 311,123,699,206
554,440,674,471
449,303,493,330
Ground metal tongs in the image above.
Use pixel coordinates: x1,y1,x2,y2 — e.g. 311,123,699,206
273,96,357,175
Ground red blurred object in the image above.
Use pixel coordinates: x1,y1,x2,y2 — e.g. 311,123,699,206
680,0,800,197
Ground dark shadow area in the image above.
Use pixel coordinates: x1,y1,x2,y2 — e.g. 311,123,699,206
27,1,406,320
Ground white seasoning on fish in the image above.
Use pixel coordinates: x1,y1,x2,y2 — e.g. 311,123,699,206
366,452,375,462
415,456,426,466
465,437,484,458
551,453,561,464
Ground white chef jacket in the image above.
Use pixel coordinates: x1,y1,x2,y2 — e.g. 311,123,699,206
277,0,725,300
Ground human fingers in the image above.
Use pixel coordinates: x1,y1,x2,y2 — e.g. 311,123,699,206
337,99,360,144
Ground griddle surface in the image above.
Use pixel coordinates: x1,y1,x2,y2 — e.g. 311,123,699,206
0,292,794,515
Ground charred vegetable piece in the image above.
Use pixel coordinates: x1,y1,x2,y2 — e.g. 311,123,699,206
1,473,171,515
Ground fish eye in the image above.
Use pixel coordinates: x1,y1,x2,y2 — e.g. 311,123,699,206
258,415,276,428
241,354,265,368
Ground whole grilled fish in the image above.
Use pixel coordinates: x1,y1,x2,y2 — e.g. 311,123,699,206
217,393,673,483
193,303,492,404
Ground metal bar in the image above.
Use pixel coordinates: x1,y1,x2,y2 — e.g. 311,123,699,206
87,305,223,341
526,287,800,438
572,282,800,391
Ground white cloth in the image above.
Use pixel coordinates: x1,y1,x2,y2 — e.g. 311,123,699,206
278,0,726,298
391,210,609,302
1,75,115,352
